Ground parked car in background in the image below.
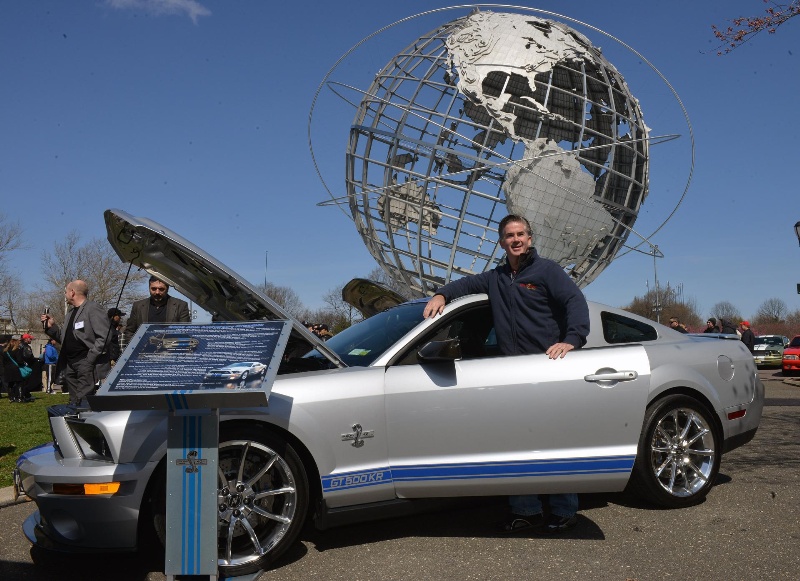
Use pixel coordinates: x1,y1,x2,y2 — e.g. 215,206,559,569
782,335,800,376
753,335,789,368
14,210,765,578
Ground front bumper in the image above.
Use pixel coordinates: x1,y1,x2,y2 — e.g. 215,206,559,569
16,444,159,551
753,353,781,367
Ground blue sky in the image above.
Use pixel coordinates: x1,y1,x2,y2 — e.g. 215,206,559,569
2,1,799,322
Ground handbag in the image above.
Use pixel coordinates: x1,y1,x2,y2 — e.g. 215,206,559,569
5,351,32,378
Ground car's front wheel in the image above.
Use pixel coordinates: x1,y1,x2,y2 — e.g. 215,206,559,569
627,395,720,508
216,426,309,576
148,425,309,577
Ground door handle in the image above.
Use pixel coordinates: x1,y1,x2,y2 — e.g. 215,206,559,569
584,370,638,382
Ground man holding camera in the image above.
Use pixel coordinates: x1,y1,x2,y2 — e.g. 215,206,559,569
41,280,110,407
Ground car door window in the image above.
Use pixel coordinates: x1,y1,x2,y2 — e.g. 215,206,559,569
601,311,658,344
394,305,497,365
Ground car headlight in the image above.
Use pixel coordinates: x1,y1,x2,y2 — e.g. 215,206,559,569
785,355,799,360
66,419,113,461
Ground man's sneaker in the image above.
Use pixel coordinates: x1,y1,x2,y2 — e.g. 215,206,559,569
535,514,578,535
495,513,544,534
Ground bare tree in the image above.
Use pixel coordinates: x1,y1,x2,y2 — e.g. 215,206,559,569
39,231,147,326
321,283,363,332
624,283,702,329
256,282,306,319
0,214,25,331
0,213,24,263
754,297,789,325
0,272,23,332
367,266,414,300
711,300,742,323
713,1,800,54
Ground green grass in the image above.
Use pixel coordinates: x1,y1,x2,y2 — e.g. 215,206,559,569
0,390,70,488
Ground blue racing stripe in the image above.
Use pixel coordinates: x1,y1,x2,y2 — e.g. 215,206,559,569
321,456,635,492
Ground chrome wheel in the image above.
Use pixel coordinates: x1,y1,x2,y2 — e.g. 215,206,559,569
216,428,308,576
628,395,720,507
648,407,715,497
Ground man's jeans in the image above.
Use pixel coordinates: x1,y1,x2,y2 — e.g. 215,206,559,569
510,493,579,518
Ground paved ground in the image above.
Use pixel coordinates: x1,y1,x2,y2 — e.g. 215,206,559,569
1,370,797,580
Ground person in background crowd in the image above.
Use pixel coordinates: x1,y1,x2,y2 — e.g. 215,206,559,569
718,318,738,335
3,335,35,403
740,321,755,353
703,318,720,333
43,338,59,394
313,324,333,340
20,333,43,393
41,280,111,407
124,276,190,338
0,334,7,397
669,317,688,333
107,308,126,364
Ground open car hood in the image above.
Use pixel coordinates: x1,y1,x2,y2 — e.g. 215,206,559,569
341,278,407,318
104,208,345,368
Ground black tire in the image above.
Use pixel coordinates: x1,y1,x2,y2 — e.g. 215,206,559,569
627,395,720,508
147,425,309,577
216,425,309,577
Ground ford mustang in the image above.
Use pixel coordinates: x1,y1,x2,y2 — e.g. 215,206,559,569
203,361,268,387
14,210,764,578
782,335,800,376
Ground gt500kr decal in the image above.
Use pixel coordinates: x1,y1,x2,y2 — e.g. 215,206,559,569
323,469,392,491
320,455,635,493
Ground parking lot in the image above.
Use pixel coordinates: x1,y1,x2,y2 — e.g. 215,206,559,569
1,370,797,581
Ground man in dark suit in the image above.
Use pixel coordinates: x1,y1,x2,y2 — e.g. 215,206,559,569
41,280,111,407
124,275,191,339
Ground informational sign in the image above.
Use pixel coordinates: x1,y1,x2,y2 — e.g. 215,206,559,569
89,320,292,411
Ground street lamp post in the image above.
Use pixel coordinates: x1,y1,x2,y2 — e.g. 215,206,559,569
652,244,661,324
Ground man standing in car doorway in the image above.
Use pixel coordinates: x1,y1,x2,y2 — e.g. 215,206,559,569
423,213,590,535
124,275,191,340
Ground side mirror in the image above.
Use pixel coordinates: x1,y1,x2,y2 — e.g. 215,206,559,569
418,339,462,363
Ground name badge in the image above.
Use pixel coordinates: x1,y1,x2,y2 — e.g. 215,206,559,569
75,321,85,330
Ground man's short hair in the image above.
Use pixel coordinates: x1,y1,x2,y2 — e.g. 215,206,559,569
149,275,168,286
498,214,532,237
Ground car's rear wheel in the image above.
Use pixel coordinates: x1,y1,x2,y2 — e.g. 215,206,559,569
627,395,720,508
148,425,309,577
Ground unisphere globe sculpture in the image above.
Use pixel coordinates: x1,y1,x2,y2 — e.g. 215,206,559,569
315,8,688,298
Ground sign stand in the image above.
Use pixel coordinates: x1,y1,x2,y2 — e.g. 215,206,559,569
165,409,220,580
89,320,293,581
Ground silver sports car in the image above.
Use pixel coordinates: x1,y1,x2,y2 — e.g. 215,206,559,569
203,362,268,387
15,210,764,578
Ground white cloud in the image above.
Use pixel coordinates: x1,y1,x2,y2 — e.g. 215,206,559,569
105,0,211,24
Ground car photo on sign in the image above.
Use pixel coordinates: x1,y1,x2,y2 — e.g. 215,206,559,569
147,333,200,352
202,361,268,389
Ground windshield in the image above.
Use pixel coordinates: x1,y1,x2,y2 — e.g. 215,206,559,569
790,337,800,348
304,302,426,367
755,337,783,346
